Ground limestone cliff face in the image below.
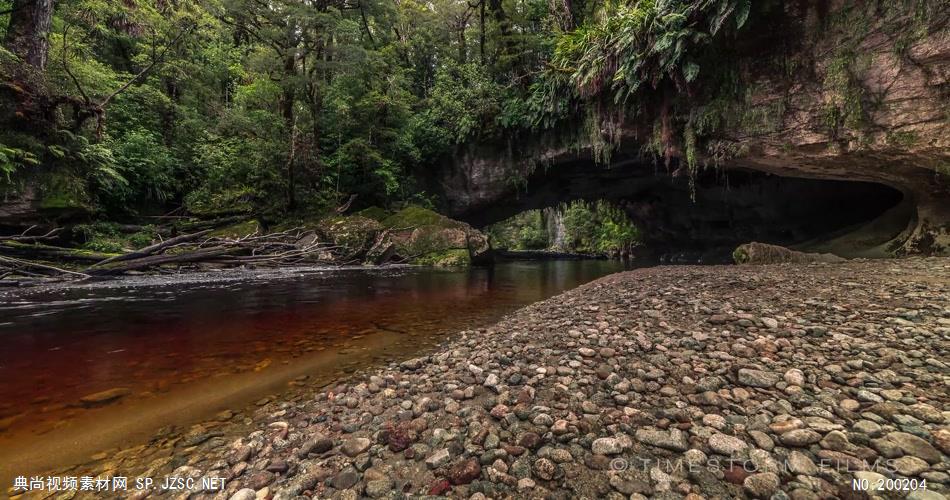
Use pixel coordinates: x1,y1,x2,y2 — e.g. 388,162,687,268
436,2,950,256
733,1,950,255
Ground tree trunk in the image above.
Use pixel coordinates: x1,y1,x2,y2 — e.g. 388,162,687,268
281,54,297,211
479,0,486,64
457,24,467,63
4,0,54,71
488,0,511,66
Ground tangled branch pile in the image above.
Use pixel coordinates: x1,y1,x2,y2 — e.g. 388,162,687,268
0,226,346,284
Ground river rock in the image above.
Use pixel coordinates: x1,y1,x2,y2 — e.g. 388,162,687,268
228,489,256,500
787,451,818,475
783,368,804,386
780,429,822,447
591,437,623,455
448,459,481,485
298,435,334,457
743,472,780,498
885,432,942,464
79,387,132,407
342,437,371,457
331,467,360,489
365,478,394,498
892,456,930,476
635,428,688,452
933,429,950,454
426,448,451,469
737,369,779,388
819,430,850,451
708,433,749,456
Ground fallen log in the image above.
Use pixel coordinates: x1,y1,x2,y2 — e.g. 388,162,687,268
86,246,243,275
0,255,91,278
0,226,63,243
0,241,116,263
85,229,213,269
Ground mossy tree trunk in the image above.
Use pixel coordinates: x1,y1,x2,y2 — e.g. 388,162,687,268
4,0,54,71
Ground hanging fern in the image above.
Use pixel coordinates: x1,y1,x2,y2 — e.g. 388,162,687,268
0,143,40,184
533,0,760,182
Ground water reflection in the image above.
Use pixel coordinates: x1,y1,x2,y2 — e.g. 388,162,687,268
0,260,629,435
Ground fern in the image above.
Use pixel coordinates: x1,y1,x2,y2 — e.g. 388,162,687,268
0,144,40,184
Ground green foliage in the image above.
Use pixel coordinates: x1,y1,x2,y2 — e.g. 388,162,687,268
423,64,505,144
107,130,177,207
530,0,767,177
487,210,548,250
0,0,562,219
0,143,40,184
561,201,639,254
74,222,156,253
489,200,639,254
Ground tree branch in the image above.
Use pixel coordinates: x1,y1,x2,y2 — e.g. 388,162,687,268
61,24,92,105
99,22,197,109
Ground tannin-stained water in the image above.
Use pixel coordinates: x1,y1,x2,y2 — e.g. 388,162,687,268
0,261,629,448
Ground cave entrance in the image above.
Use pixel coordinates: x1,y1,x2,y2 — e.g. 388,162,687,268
487,200,640,260
452,156,907,261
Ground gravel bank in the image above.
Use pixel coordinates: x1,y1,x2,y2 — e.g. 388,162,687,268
15,258,950,499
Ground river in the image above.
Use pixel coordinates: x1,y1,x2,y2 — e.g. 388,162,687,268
0,260,630,483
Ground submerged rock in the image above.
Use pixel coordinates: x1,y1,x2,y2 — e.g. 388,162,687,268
79,387,132,407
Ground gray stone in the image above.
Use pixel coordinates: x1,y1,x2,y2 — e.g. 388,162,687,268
892,456,929,477
852,420,882,437
819,430,850,451
787,451,818,475
708,433,750,456
426,448,451,469
341,437,371,457
331,467,360,489
738,369,780,388
365,478,394,498
779,429,822,447
228,489,256,500
592,437,623,455
635,428,688,452
885,432,942,464
743,472,780,498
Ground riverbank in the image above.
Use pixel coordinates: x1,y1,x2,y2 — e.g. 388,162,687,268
9,258,950,499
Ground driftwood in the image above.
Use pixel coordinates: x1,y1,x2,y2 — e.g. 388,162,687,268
86,229,213,269
0,226,63,243
0,241,115,263
85,246,240,275
0,221,353,282
0,255,91,278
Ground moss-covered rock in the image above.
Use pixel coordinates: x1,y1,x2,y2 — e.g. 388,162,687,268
380,206,491,266
355,206,389,222
0,171,91,225
315,215,384,259
274,206,491,266
734,242,845,265
413,248,472,266
209,219,261,238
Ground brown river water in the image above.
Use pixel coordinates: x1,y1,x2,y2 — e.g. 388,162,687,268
0,260,631,484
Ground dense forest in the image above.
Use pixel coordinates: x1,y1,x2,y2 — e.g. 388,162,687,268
0,0,773,219
2,0,946,268
488,201,639,256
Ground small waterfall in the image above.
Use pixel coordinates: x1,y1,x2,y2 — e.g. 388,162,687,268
543,207,568,252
